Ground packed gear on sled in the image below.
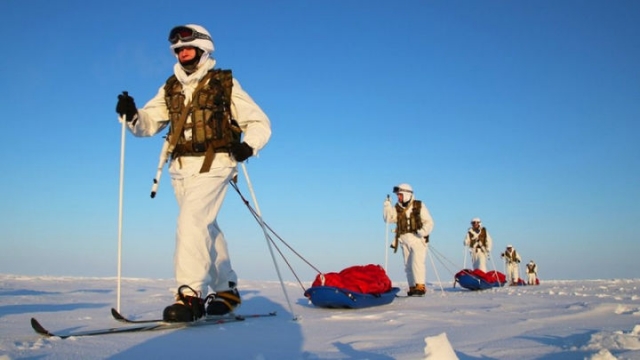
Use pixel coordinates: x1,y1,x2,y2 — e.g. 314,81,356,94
304,264,400,309
454,269,507,291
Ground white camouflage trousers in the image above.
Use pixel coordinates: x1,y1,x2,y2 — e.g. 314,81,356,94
471,249,488,272
506,263,519,284
399,233,428,286
169,157,238,297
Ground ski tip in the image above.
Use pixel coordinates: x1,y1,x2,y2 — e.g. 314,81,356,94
110,308,126,321
30,318,53,337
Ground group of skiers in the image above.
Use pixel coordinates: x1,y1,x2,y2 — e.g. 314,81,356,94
115,22,542,322
463,220,538,285
384,183,539,296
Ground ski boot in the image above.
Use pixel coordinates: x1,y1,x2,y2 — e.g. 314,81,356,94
163,285,205,322
407,284,426,296
206,287,241,316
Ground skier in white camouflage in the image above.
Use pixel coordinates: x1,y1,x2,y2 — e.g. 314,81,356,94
115,24,271,322
383,183,434,296
526,260,538,285
501,245,522,285
463,217,493,272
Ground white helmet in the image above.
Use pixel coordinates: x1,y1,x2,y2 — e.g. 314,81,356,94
471,217,481,225
393,183,413,202
168,24,214,68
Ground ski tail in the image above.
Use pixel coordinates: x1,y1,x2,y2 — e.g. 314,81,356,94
111,307,160,324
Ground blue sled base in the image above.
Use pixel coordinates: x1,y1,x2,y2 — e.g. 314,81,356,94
304,286,401,309
456,274,505,291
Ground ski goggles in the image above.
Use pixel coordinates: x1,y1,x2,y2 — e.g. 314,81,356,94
168,26,211,44
393,186,413,194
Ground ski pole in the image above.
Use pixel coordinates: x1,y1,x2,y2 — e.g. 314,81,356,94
519,262,524,285
116,114,126,312
486,251,500,285
150,136,170,198
240,163,297,320
462,246,468,269
384,194,390,271
427,246,445,295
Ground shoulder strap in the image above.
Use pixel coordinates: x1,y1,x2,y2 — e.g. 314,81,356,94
217,69,233,101
478,227,487,245
200,69,234,173
412,200,423,229
164,74,178,94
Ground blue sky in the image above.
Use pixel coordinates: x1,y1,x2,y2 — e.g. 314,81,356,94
1,1,638,283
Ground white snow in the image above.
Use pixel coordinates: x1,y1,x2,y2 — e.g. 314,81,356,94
1,274,639,359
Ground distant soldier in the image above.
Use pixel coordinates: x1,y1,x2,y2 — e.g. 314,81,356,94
526,260,538,285
463,218,493,272
500,245,521,285
383,183,434,296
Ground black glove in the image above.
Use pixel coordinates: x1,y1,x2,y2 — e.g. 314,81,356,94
230,142,253,162
116,91,138,122
424,235,430,243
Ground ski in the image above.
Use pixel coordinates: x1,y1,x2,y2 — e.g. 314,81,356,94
31,311,276,339
111,307,277,324
31,318,192,339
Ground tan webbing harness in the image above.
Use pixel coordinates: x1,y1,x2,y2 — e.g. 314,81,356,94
391,200,425,252
165,70,240,173
165,71,216,173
